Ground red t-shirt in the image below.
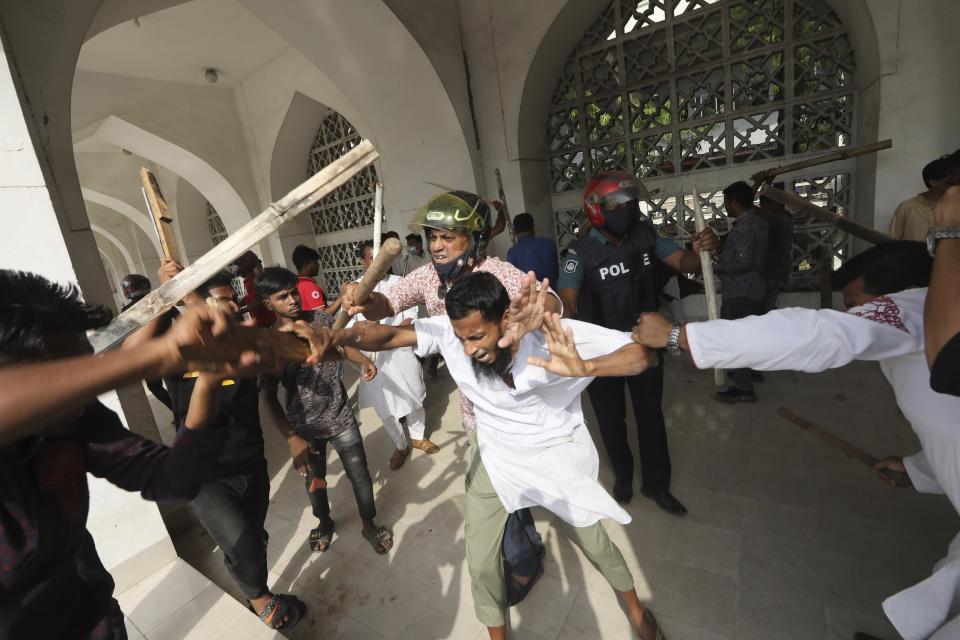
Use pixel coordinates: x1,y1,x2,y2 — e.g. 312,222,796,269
297,276,327,311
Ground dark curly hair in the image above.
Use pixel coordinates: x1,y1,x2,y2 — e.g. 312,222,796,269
0,270,113,363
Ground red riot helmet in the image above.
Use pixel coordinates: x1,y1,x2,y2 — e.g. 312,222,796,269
120,274,151,300
582,171,645,227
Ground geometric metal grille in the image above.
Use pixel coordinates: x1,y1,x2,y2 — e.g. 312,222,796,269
547,0,856,192
316,241,364,295
306,111,379,236
305,110,376,294
555,171,852,291
206,201,228,246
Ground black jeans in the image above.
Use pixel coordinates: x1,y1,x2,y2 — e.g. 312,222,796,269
189,462,270,600
304,424,376,524
587,363,671,493
721,297,767,392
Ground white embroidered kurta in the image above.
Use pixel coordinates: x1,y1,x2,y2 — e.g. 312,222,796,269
350,275,425,421
413,316,632,527
686,287,960,640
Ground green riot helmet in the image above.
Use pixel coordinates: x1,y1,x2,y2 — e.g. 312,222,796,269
408,190,492,263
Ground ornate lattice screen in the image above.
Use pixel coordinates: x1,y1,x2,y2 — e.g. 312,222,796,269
549,0,856,290
306,111,378,292
206,201,228,246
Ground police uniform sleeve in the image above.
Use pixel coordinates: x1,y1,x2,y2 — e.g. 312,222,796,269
556,248,585,289
653,234,682,262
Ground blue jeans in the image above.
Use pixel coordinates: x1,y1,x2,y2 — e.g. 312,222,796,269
303,425,376,523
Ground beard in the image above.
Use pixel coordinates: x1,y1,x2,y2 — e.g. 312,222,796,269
470,348,514,381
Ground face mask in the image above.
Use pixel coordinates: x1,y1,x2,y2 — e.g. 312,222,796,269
434,252,470,297
406,246,420,257
603,203,638,236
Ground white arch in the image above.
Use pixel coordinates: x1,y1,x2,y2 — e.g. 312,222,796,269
90,224,137,275
83,187,163,257
96,247,125,307
86,115,252,235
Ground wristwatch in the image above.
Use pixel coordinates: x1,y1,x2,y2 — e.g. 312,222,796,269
666,321,684,355
926,227,960,256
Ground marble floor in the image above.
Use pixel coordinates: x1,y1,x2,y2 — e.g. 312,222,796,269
169,357,957,640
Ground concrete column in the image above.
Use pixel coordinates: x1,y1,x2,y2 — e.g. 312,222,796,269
0,11,177,594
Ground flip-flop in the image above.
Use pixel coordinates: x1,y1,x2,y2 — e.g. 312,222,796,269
309,522,335,552
249,593,305,631
363,524,393,555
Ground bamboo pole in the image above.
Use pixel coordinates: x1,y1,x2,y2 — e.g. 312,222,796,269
373,182,384,258
750,139,893,192
758,185,891,245
691,190,724,386
89,139,379,353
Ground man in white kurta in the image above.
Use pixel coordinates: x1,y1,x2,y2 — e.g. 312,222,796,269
632,242,959,640
351,247,435,469
317,271,665,639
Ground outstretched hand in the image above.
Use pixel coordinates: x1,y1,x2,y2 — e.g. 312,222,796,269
499,271,549,349
631,312,673,349
157,306,276,376
279,320,334,366
526,313,590,378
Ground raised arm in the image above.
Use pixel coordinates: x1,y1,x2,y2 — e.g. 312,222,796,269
528,313,657,378
332,321,419,351
0,306,264,447
340,284,396,322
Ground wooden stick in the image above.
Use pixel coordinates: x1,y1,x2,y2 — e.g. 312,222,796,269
758,185,892,245
690,191,724,386
777,406,911,487
372,182,384,258
751,140,892,192
89,140,379,353
140,168,179,261
331,237,402,330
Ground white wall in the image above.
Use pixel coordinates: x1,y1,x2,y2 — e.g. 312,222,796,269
868,0,960,231
0,20,178,595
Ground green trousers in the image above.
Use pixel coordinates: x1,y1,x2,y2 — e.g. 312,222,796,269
464,432,634,627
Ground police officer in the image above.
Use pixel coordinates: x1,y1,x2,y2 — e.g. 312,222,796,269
557,172,718,515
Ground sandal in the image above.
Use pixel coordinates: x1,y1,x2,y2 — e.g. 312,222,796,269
249,593,305,631
410,438,440,454
309,522,335,552
363,524,393,555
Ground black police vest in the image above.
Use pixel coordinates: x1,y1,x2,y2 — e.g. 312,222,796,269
572,222,659,331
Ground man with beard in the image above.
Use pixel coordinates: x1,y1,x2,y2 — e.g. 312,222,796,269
0,269,280,639
292,271,666,640
557,171,718,514
257,267,394,556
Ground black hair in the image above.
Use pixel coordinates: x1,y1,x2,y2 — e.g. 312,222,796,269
405,233,421,244
0,270,113,363
445,272,510,323
254,266,298,298
921,157,950,189
356,240,374,259
197,270,236,299
512,213,534,233
291,245,319,270
831,241,932,294
723,181,755,210
384,231,400,240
